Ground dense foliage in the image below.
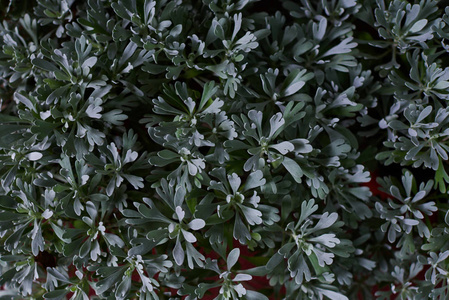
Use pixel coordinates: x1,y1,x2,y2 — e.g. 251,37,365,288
1,0,449,299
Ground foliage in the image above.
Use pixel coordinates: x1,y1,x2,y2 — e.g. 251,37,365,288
0,0,448,299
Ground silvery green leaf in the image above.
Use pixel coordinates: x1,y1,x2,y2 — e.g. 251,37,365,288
387,223,400,243
31,220,44,256
185,242,205,269
228,173,241,194
243,155,260,172
269,112,284,138
310,212,338,233
182,229,197,243
173,236,185,266
243,170,266,192
174,186,186,208
411,190,426,202
298,199,318,225
103,233,125,247
248,110,263,135
409,19,428,33
233,213,251,244
123,174,144,189
86,125,105,146
239,204,262,225
188,219,205,230
175,206,185,222
233,274,252,281
312,247,334,267
404,4,420,27
170,24,182,37
79,238,92,258
41,209,53,219
90,240,101,261
245,290,269,300
185,161,196,176
434,81,449,89
403,219,419,226
27,152,43,161
316,288,349,300
201,98,224,114
102,109,128,125
232,13,242,41
322,37,357,57
270,141,294,155
86,202,97,222
227,248,240,270
308,234,340,248
233,283,247,297
106,179,115,197
86,102,102,119
313,17,327,41
290,139,313,153
82,56,97,69
212,19,225,40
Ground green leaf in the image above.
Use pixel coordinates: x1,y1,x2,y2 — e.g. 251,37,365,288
32,58,59,72
282,157,303,183
281,69,313,97
115,275,131,300
199,81,218,111
95,266,127,295
43,289,69,300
